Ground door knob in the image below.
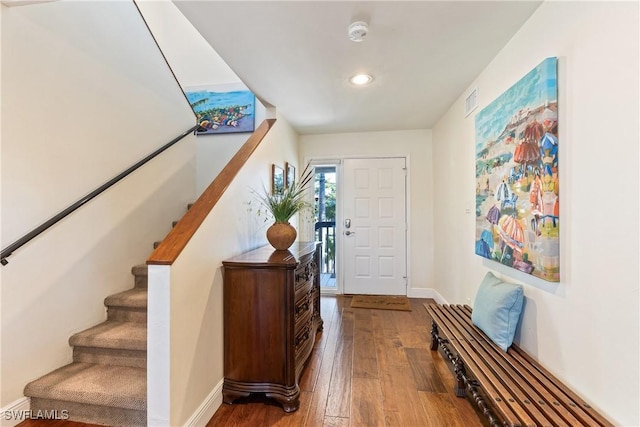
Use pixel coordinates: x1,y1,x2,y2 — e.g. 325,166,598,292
345,230,355,236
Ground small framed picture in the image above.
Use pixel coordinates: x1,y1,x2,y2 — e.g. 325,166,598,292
272,164,285,195
285,163,296,189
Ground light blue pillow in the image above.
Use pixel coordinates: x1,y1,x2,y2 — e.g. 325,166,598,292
471,272,524,352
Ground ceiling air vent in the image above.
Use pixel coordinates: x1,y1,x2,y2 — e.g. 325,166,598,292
465,87,478,117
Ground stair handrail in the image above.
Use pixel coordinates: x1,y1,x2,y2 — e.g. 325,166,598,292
0,125,198,266
147,118,276,266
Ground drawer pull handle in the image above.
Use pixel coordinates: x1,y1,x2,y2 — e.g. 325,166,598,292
295,262,314,283
296,331,310,347
296,302,310,316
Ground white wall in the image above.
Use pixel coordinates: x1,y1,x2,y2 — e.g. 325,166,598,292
135,0,239,88
432,2,639,425
136,0,266,195
0,0,196,408
300,130,435,297
148,113,300,426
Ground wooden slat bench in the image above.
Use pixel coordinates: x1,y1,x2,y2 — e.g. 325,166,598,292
425,303,613,427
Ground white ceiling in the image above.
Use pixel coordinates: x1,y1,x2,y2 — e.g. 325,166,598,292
174,1,542,135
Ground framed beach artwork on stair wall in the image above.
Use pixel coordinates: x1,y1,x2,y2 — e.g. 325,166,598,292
474,57,559,282
185,83,255,135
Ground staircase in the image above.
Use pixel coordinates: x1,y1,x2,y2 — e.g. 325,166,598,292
22,199,198,426
23,260,153,425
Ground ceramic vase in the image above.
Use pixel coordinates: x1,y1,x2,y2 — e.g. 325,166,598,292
266,222,297,250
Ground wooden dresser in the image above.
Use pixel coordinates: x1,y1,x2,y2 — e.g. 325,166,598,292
221,242,323,412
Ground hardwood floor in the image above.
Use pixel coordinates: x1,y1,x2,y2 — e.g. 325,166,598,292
206,295,482,427
17,296,483,427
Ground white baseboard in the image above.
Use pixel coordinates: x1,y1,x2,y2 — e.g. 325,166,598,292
407,288,448,304
0,397,30,427
184,379,223,427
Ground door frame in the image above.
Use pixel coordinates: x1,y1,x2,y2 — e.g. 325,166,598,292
306,155,411,296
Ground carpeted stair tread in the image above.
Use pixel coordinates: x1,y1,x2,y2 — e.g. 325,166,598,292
104,288,147,308
24,363,146,411
131,264,147,277
70,321,146,351
131,264,148,288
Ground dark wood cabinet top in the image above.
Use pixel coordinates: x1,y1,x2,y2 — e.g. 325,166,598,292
222,242,317,268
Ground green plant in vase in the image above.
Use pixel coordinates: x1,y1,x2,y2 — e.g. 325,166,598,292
253,163,313,250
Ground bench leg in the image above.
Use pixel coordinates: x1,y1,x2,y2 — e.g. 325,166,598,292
430,320,439,351
429,315,502,427
453,357,467,397
430,322,465,396
469,384,501,427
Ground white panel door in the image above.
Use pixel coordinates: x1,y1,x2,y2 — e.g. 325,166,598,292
343,158,407,295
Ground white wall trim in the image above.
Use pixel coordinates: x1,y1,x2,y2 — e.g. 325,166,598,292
147,265,172,427
404,155,414,299
184,379,224,427
407,288,447,304
0,397,30,427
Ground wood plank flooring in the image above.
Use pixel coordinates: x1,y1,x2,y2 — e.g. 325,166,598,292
206,295,482,427
17,296,482,427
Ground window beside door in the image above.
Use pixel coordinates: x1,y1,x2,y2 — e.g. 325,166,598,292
314,166,337,290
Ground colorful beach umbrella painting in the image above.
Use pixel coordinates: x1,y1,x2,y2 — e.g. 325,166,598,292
497,215,524,253
475,57,559,282
486,205,501,225
514,121,543,167
523,121,544,143
513,141,540,165
475,239,491,258
540,132,558,158
480,229,494,249
475,229,495,258
540,130,558,173
495,182,514,203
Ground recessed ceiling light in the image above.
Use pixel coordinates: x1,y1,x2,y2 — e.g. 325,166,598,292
349,74,374,86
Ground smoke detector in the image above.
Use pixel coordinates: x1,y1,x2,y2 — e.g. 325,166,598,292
348,21,369,42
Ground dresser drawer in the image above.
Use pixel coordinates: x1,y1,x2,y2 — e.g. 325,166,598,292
295,278,312,303
294,321,314,369
294,259,313,292
294,291,313,326
294,322,312,358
